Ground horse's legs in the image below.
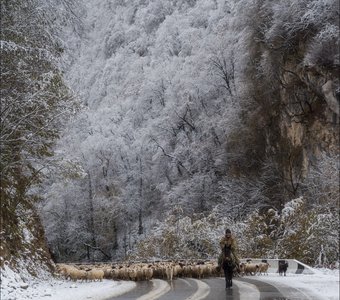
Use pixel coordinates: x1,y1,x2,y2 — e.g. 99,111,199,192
227,269,233,287
229,269,233,287
223,267,229,288
223,267,233,289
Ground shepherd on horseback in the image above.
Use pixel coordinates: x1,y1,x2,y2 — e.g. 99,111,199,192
219,228,240,289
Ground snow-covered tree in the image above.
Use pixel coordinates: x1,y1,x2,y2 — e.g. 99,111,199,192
0,0,77,268
39,0,339,264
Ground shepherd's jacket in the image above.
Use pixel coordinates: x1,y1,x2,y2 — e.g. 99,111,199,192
219,236,240,265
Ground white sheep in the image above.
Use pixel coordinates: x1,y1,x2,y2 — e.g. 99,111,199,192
103,268,112,279
70,268,87,282
57,264,88,282
128,267,138,281
57,264,76,280
87,268,104,282
142,265,154,281
173,264,182,278
258,262,270,275
165,263,174,281
244,263,259,276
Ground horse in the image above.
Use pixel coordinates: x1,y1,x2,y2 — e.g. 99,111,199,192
222,244,235,289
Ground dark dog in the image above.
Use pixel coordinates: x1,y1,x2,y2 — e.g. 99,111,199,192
278,261,288,276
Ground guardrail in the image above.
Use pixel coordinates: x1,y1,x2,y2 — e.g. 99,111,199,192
240,258,315,274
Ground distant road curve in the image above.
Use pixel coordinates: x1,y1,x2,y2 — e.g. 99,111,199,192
108,276,313,300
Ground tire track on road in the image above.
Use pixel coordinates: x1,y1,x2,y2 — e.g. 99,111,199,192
136,279,171,300
243,277,318,300
158,278,196,300
203,278,240,300
237,277,309,300
185,278,210,300
107,276,314,300
233,279,259,300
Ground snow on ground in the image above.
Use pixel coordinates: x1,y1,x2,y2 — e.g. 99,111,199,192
257,268,339,300
0,264,136,300
1,265,338,300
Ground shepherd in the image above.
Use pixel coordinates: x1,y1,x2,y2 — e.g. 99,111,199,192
218,228,240,289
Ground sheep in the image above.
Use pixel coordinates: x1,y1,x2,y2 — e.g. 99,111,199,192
165,263,174,281
110,268,119,280
128,267,138,281
239,263,246,276
104,268,112,279
193,264,205,279
189,264,200,278
258,262,270,275
142,265,153,281
87,268,105,282
56,263,70,274
118,266,130,280
136,266,145,281
56,264,89,282
57,264,77,280
173,264,183,278
200,263,213,278
69,268,87,282
182,265,193,278
243,263,259,276
151,264,164,279
69,259,268,282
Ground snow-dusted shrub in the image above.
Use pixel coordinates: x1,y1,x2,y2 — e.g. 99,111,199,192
238,196,339,265
303,152,339,208
132,206,235,260
274,197,315,262
238,208,279,259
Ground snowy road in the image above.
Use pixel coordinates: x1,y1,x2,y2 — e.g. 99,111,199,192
2,268,338,300
108,277,313,300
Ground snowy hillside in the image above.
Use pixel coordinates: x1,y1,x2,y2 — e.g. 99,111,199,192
39,0,339,263
1,0,339,290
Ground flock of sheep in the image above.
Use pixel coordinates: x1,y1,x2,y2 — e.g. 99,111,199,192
56,260,271,282
239,261,270,276
57,264,105,282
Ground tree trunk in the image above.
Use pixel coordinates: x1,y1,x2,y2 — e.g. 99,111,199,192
87,172,96,260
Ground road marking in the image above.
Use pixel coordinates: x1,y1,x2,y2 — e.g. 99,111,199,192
233,280,260,300
136,279,170,300
178,278,195,288
185,278,210,300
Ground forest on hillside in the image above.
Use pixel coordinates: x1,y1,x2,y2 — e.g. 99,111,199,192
1,0,339,271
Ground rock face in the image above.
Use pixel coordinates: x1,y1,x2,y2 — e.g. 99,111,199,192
229,0,340,208
322,80,339,115
0,205,53,274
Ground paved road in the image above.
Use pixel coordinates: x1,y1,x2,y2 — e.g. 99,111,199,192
109,277,311,300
